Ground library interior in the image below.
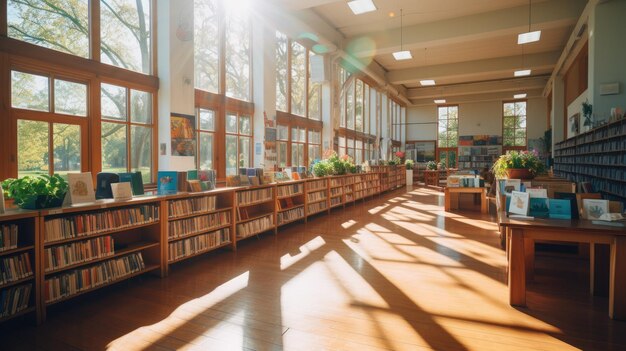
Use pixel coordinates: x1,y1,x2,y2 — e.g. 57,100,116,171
2,0,626,350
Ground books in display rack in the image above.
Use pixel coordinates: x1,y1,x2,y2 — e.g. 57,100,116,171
582,199,609,220
528,198,549,218
187,180,202,192
508,191,529,216
500,179,521,195
67,172,96,205
549,199,573,219
526,188,547,198
554,192,579,219
157,171,178,195
111,182,133,201
118,172,144,196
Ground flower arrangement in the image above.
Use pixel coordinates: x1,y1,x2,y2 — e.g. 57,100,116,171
491,150,545,179
311,150,357,177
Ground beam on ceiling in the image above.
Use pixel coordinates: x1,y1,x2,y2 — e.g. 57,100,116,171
409,88,545,107
407,76,550,99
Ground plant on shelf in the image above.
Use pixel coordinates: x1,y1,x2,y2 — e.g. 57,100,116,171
491,150,545,179
404,159,414,170
2,174,68,209
426,161,438,170
582,100,593,127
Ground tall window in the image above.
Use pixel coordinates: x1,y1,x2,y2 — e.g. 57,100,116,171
194,0,219,94
291,127,306,166
291,42,307,117
12,70,87,178
197,109,216,170
277,125,289,168
101,83,153,183
308,130,321,163
308,52,321,121
225,113,252,175
224,8,251,101
438,105,459,168
503,101,527,148
276,32,289,112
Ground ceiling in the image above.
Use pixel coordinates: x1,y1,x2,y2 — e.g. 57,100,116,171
274,0,588,106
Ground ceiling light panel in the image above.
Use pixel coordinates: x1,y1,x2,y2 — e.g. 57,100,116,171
348,0,377,15
514,69,532,77
518,30,541,44
393,50,412,61
434,99,446,104
514,94,527,99
420,80,436,86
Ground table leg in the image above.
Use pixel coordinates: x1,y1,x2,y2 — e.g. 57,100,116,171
450,193,459,210
509,228,526,306
590,243,610,297
609,237,626,319
444,189,451,211
524,238,535,282
481,190,488,214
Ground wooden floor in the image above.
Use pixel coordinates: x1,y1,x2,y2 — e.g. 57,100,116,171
3,186,626,350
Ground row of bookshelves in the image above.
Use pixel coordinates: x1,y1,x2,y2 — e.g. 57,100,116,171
1,169,408,324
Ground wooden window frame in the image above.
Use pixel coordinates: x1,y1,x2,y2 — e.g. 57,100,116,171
502,100,528,152
276,111,322,168
196,107,217,171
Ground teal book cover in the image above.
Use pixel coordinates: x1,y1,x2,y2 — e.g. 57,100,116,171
157,171,178,195
549,199,572,219
529,198,549,218
187,169,199,180
118,172,144,196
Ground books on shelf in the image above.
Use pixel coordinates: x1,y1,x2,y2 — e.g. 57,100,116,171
169,211,231,239
0,224,18,252
330,197,342,207
307,190,326,203
277,183,303,197
277,197,297,211
44,252,146,303
168,196,217,218
307,201,327,214
236,215,274,239
0,284,32,318
0,253,33,285
45,236,114,272
168,228,230,262
44,205,160,243
278,207,305,225
237,188,273,205
330,187,343,197
307,179,326,191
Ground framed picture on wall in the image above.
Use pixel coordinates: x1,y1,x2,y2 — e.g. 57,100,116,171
171,113,196,156
568,113,579,139
407,140,436,162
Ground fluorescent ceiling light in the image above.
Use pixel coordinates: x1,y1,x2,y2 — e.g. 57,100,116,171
518,30,542,44
514,93,527,99
348,0,377,15
434,99,446,104
514,69,532,77
392,50,412,61
420,80,436,86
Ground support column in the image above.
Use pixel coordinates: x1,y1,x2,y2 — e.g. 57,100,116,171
252,21,276,170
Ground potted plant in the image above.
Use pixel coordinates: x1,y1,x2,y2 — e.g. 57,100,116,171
404,159,414,185
3,175,68,209
426,161,438,170
582,100,593,128
491,150,545,179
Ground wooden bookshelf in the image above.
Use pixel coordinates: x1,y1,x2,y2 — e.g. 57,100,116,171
235,185,277,241
343,175,356,205
329,176,345,210
0,210,39,324
276,181,306,226
305,178,329,217
554,118,626,201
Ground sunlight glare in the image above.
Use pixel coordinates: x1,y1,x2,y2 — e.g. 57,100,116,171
280,236,326,270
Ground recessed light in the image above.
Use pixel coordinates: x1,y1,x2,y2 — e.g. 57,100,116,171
434,99,446,104
348,0,377,15
392,50,412,61
388,12,395,18
514,93,527,99
518,30,542,44
514,69,532,77
420,80,436,86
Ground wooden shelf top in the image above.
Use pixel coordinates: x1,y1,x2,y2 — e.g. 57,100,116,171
0,209,39,222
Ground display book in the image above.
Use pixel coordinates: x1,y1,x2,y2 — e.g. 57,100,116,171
167,189,234,264
306,178,328,216
0,210,37,323
40,197,162,308
447,174,483,188
276,181,306,226
235,184,276,240
158,169,216,195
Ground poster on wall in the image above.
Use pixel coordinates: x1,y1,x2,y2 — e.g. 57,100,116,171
263,112,277,171
407,141,436,162
171,113,196,156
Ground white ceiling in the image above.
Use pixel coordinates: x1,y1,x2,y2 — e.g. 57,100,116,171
275,0,588,105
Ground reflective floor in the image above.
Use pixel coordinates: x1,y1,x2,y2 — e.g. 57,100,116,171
2,186,626,350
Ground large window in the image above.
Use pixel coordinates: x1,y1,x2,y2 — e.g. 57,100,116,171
197,109,216,170
308,52,321,121
503,101,527,148
225,113,252,175
437,105,459,168
275,124,321,168
276,32,289,112
194,0,219,94
291,42,307,117
101,83,154,184
224,8,251,101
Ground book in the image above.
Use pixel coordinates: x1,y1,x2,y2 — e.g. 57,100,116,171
200,181,214,191
95,172,120,199
499,179,521,195
199,170,216,183
576,193,602,218
187,169,199,180
508,191,529,216
526,188,547,198
226,175,241,187
579,181,593,193
157,171,178,195
549,199,572,219
177,172,188,192
582,199,609,220
528,198,549,218
111,182,133,201
68,172,96,205
250,177,260,186
118,172,144,196
447,176,460,187
187,180,202,192
554,192,579,219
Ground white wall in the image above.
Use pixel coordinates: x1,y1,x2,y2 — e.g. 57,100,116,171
406,97,548,143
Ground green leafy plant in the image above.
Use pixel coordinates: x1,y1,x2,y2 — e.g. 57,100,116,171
426,161,438,170
312,161,331,177
404,159,414,170
582,100,593,127
2,175,68,209
491,150,545,179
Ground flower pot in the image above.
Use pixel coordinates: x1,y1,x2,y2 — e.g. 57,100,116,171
505,168,534,179
20,194,66,210
406,170,413,186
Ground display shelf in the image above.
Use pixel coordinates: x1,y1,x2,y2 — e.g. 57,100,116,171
169,241,232,264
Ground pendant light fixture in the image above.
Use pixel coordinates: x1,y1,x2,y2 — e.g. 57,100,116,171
518,0,541,44
514,44,532,77
393,9,412,60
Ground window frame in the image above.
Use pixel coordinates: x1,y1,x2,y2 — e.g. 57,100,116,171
502,100,528,151
437,105,459,169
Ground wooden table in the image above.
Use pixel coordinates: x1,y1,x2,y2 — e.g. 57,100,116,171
445,187,488,213
423,170,442,187
499,214,626,320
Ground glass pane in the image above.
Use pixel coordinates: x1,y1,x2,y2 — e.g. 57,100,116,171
291,41,306,116
355,80,363,132
517,116,527,128
278,142,288,168
101,122,128,173
225,135,238,175
448,151,457,168
503,103,515,117
101,83,127,121
292,143,303,166
199,109,215,131
53,124,81,177
225,9,250,101
131,90,151,124
278,125,289,141
17,120,49,177
54,79,87,116
8,0,89,58
308,130,320,144
515,137,526,146
438,107,447,119
504,117,515,129
194,0,219,93
11,71,49,112
515,102,527,117
308,83,321,120
199,132,214,170
276,31,288,112
515,129,526,138
131,125,152,184
101,0,151,74
340,91,346,128
239,137,250,168
346,80,354,130
308,145,320,165
339,137,345,147
239,115,251,135
226,113,237,133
